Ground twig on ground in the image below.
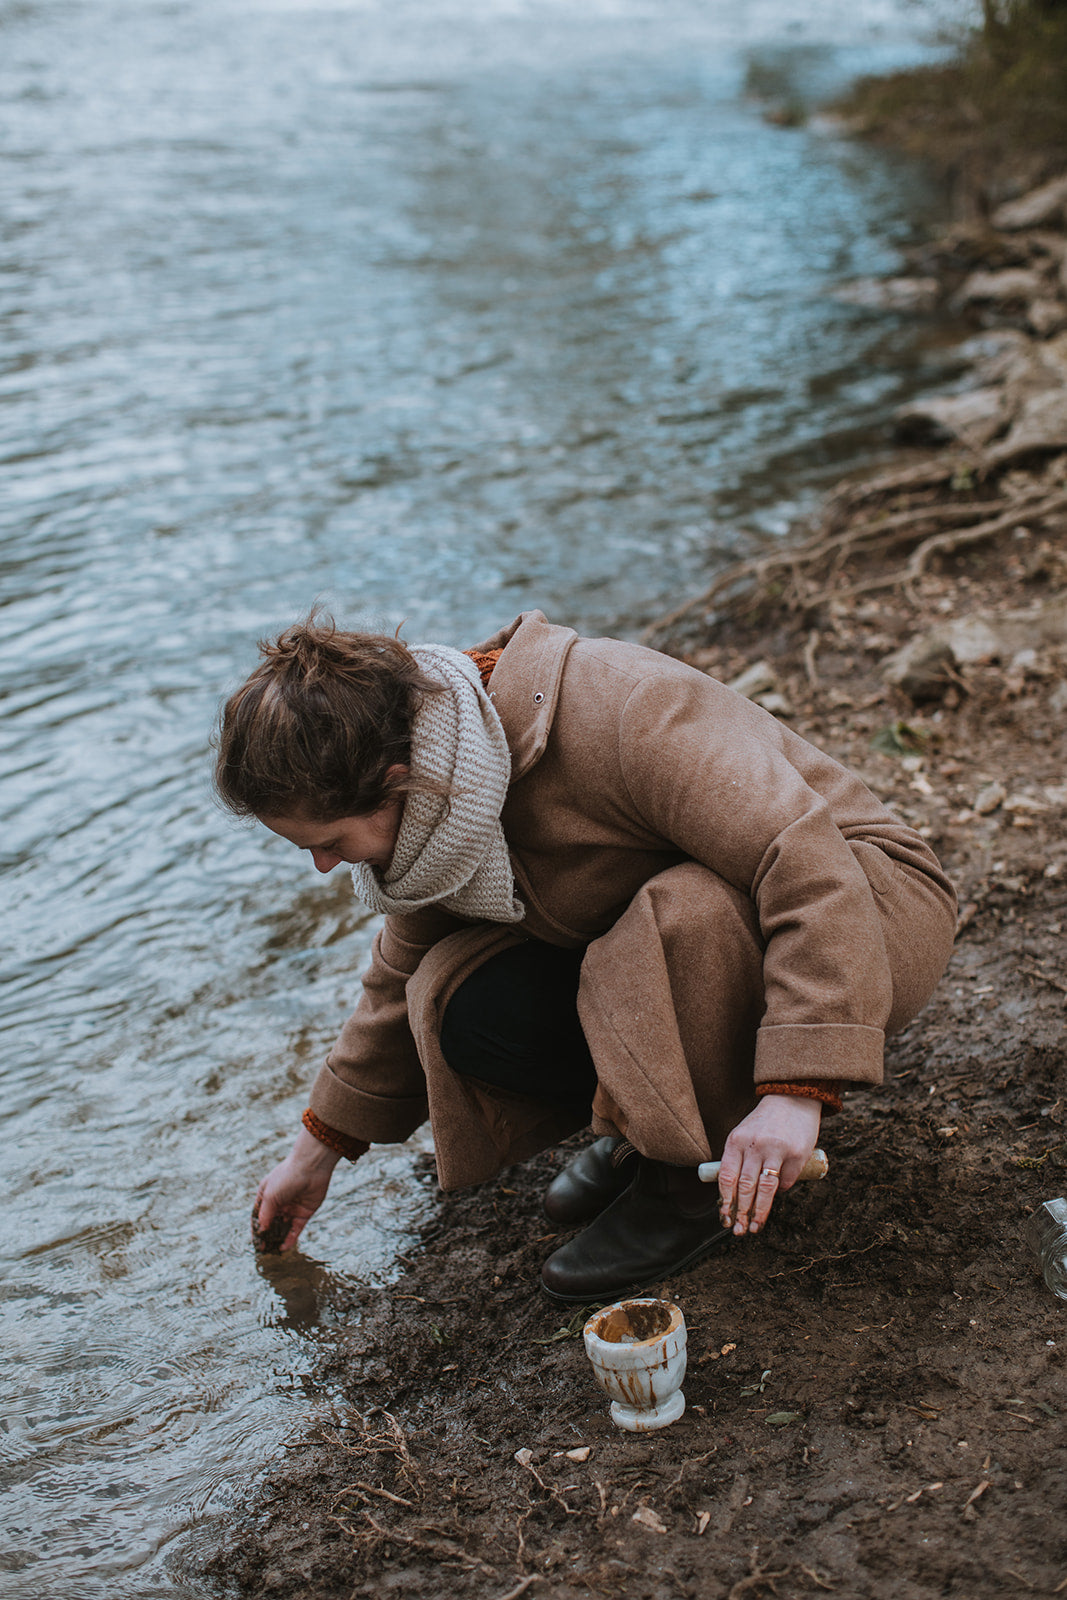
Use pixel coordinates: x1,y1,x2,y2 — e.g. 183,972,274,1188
1021,962,1067,997
766,1240,882,1278
727,1565,791,1600
803,629,820,687
642,457,1067,642
493,1577,542,1600
336,1480,415,1508
515,1450,581,1517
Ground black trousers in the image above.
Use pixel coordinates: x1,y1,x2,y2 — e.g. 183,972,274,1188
440,941,598,1116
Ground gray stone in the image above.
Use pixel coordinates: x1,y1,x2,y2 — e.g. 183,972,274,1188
991,175,1067,231
958,268,1046,307
881,596,1067,700
1028,298,1067,338
832,276,940,312
989,389,1067,463
893,388,1007,448
974,781,1007,816
728,660,777,700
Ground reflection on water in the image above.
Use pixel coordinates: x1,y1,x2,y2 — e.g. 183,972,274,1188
0,0,961,1592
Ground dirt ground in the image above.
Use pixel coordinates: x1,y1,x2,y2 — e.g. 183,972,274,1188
204,483,1067,1600
202,204,1067,1600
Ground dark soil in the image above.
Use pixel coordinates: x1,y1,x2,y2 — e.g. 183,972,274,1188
202,473,1067,1600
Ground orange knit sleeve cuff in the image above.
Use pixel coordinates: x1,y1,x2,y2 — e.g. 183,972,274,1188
464,647,504,688
755,1080,845,1114
302,1108,370,1162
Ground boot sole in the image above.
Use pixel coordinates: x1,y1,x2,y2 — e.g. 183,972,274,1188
540,1227,732,1305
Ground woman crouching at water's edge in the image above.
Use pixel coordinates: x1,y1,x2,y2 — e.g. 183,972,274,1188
214,609,956,1303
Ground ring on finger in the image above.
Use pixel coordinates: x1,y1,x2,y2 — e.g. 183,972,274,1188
759,1167,780,1182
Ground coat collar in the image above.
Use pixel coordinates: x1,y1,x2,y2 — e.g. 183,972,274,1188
470,611,578,781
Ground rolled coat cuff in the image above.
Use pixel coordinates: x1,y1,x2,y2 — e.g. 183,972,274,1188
754,1023,884,1085
309,1058,429,1145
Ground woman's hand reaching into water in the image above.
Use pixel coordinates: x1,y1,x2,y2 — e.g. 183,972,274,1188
716,1094,822,1238
252,1127,342,1252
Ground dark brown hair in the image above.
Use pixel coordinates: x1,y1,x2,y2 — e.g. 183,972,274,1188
213,613,444,822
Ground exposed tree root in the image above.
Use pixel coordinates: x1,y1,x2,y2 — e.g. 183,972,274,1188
643,455,1067,644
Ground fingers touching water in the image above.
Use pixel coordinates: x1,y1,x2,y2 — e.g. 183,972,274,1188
252,1127,341,1253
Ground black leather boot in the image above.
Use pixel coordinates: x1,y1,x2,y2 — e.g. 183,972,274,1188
540,1155,731,1303
543,1137,637,1225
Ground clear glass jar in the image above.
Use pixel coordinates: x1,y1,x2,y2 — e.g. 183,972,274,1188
1023,1198,1067,1300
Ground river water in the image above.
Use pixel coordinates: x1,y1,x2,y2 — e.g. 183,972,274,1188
1,0,963,1593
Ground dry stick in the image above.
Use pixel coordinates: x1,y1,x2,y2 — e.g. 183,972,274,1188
340,1480,415,1508
1021,962,1067,998
906,488,1067,579
803,629,820,687
828,456,963,507
800,1566,836,1592
766,1239,882,1278
727,1567,791,1600
493,1578,542,1600
355,1509,488,1569
643,487,1021,639
515,1453,580,1518
808,489,1067,608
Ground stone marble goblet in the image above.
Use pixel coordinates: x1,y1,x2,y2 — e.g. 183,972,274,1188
582,1298,687,1431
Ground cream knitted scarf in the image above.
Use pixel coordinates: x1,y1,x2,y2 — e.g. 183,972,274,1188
349,644,525,924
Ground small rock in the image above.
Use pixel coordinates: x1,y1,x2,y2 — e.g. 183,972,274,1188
881,636,956,700
882,599,1067,700
992,174,1067,231
989,389,1067,462
1004,793,1049,813
957,267,1046,307
1028,298,1067,338
564,1446,591,1462
833,276,940,312
756,690,794,717
728,660,777,700
893,388,1006,448
1050,684,1067,716
956,328,1031,385
514,1447,533,1466
974,781,1007,816
631,1506,668,1534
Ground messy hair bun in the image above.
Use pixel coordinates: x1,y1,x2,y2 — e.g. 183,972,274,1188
213,612,443,822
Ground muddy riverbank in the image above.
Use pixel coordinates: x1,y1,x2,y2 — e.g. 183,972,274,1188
203,165,1067,1600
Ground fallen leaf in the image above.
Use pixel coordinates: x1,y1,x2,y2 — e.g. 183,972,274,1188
871,719,928,757
766,1412,804,1427
632,1506,667,1534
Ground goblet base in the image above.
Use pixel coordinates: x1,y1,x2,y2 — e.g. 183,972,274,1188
609,1389,686,1432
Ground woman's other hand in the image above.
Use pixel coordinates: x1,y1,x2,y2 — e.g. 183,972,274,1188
717,1094,822,1237
252,1127,342,1253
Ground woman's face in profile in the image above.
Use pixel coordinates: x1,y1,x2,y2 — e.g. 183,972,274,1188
260,796,405,874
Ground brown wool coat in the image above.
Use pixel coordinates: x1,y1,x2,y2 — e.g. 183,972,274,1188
309,611,957,1189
